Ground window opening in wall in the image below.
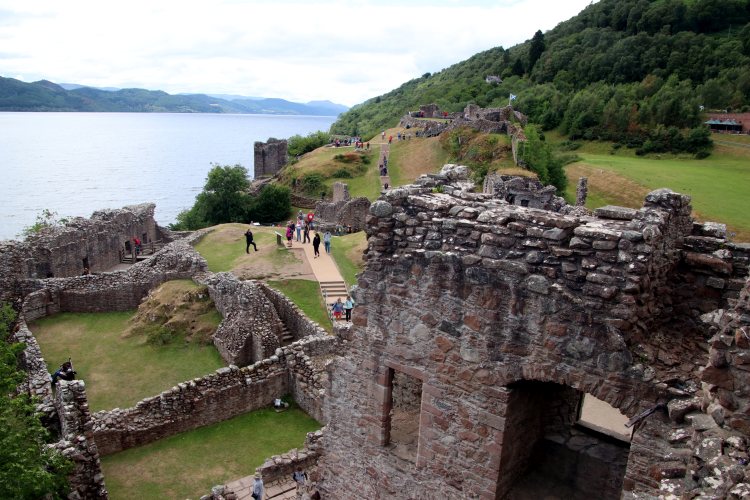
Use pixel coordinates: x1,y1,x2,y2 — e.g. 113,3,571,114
142,232,148,244
497,381,631,500
124,240,131,253
385,369,422,463
520,199,530,207
576,394,632,442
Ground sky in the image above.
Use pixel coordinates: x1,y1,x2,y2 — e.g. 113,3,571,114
0,0,597,107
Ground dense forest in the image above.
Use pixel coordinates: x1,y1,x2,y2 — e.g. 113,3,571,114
0,77,347,116
332,0,750,153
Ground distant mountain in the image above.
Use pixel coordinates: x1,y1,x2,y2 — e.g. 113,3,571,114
0,77,348,116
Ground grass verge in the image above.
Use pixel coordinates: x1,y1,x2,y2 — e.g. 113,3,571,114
267,279,331,332
388,136,449,187
31,311,225,411
101,404,320,500
330,233,367,287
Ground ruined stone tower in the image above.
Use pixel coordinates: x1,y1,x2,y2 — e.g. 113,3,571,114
253,138,288,178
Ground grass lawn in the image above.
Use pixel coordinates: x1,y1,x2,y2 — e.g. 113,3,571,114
194,224,305,280
31,311,225,412
565,152,750,240
101,405,320,500
323,146,382,200
388,136,449,187
267,279,331,332
330,233,367,288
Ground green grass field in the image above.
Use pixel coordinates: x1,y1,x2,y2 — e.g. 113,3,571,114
31,311,225,412
194,225,297,273
330,233,367,287
267,279,331,332
101,404,320,500
565,151,750,240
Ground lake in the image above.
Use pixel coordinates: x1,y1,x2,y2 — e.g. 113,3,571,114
0,112,336,240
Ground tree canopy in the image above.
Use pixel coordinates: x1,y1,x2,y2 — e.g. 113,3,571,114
0,303,71,499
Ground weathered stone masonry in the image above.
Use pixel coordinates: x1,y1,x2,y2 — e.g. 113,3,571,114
318,167,750,499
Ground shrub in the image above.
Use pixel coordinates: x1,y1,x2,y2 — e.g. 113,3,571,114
300,173,326,197
248,184,291,223
332,168,353,178
287,131,330,157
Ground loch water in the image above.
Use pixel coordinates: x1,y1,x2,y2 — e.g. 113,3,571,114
0,112,336,240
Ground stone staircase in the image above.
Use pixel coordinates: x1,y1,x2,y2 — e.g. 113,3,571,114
280,325,294,345
224,476,297,500
380,174,391,190
320,280,348,306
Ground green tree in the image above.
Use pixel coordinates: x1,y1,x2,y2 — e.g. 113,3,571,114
247,184,291,223
0,303,72,499
520,125,567,192
528,30,546,73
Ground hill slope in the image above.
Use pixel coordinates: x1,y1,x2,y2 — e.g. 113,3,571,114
332,0,750,143
0,77,348,115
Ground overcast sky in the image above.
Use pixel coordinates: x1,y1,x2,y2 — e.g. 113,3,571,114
0,0,596,107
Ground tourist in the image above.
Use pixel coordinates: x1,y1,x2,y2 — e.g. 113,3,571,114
51,360,76,385
323,230,332,254
252,473,264,500
245,227,257,253
303,221,311,244
313,232,321,258
296,220,302,242
381,130,385,140
286,222,294,248
133,236,142,255
292,467,308,493
331,298,344,320
344,295,355,322
388,135,393,144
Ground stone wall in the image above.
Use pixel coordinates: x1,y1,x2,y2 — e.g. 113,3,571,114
313,197,371,233
92,360,287,456
20,238,206,321
54,381,108,499
201,274,283,366
285,335,340,423
258,283,329,342
254,139,288,178
0,204,166,299
331,182,350,203
256,429,325,485
317,169,750,498
12,317,56,418
483,173,568,212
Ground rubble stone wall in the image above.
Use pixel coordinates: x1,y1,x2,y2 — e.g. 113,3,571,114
54,381,108,499
254,429,325,486
313,197,371,233
0,204,163,295
13,317,56,417
254,139,288,178
318,170,750,499
92,361,287,456
200,274,283,366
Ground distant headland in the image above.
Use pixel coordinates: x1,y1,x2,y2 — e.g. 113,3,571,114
0,76,348,116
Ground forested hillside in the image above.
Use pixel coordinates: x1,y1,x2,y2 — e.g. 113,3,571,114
0,77,346,115
332,0,750,152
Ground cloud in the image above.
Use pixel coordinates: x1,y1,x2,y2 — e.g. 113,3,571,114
0,0,597,106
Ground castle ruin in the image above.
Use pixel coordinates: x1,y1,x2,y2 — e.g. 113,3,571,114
253,138,288,178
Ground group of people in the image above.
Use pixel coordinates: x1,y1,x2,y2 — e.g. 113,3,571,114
331,295,355,322
285,211,331,258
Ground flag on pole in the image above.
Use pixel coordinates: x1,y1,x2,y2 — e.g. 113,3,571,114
509,93,517,101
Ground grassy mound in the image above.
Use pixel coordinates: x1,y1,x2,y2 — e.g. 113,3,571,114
125,280,221,345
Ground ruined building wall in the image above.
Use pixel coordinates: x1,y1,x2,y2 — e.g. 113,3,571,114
0,204,164,294
20,238,206,321
201,274,283,366
284,335,340,423
318,172,749,499
314,197,371,233
54,381,108,499
254,139,288,178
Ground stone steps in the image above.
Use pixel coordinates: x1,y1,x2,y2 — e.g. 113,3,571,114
280,326,294,345
320,280,348,304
